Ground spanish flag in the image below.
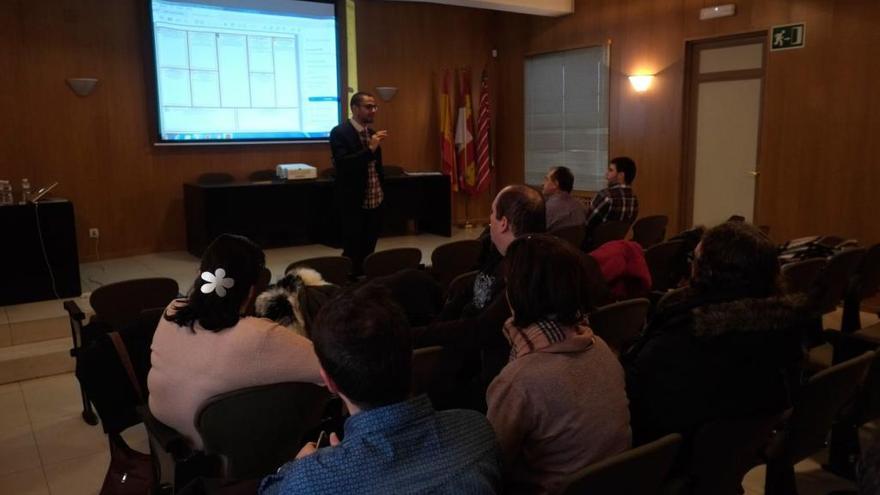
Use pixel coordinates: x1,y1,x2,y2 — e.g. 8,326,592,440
439,69,458,192
456,68,478,194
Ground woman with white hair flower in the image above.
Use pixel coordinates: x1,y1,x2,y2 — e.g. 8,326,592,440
147,234,322,449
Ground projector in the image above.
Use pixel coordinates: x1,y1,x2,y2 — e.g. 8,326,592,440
276,163,317,180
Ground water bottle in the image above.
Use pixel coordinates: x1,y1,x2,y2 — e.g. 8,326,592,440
21,178,31,204
0,180,12,205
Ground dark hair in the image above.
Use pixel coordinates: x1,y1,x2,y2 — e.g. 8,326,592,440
350,91,374,108
505,234,597,327
495,185,546,237
165,234,265,332
610,156,637,184
691,222,780,299
311,285,412,409
551,166,575,193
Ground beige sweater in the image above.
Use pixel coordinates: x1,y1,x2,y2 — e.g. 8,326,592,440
147,303,322,449
487,329,631,494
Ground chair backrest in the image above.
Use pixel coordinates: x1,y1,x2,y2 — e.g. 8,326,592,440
687,412,787,495
363,247,423,279
196,382,331,479
588,220,631,251
90,278,180,331
286,256,353,286
811,248,867,314
550,225,587,250
589,298,650,354
781,257,827,295
248,169,276,182
631,215,668,249
562,433,682,495
644,240,686,292
430,240,482,290
412,346,445,395
768,351,875,464
196,172,234,185
855,243,880,300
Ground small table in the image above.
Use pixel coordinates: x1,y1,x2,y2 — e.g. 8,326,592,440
1,199,82,305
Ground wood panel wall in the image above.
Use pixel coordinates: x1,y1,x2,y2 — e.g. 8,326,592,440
492,0,880,245
0,0,496,261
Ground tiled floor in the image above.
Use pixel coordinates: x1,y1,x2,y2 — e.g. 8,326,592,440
0,228,871,494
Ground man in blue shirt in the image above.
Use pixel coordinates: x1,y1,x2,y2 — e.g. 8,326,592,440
260,285,501,495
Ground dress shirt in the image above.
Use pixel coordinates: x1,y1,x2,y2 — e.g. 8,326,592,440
585,183,639,233
350,118,384,209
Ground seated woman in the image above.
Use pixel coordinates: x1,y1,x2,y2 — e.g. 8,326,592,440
486,234,631,495
148,234,322,449
623,222,808,445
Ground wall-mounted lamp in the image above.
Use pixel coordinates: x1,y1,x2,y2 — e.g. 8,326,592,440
375,86,398,102
66,78,99,97
628,75,654,93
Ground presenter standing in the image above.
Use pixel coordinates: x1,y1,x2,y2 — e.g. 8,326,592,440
329,92,387,276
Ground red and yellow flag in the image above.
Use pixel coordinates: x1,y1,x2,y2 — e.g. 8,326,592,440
439,69,458,192
456,68,478,194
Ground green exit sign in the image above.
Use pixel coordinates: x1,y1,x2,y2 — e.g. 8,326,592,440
771,23,806,51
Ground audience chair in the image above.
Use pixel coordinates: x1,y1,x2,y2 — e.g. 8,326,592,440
412,346,445,396
762,351,875,495
247,169,276,182
781,258,826,296
196,382,331,480
631,215,668,249
286,256,352,286
140,405,221,493
810,247,867,316
383,165,406,176
673,412,787,495
65,277,179,425
430,239,482,291
588,298,649,354
550,225,587,250
562,433,682,495
841,243,880,333
586,220,631,252
644,240,687,292
196,172,234,185
363,247,422,279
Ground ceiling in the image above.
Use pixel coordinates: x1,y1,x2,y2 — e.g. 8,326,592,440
391,0,574,17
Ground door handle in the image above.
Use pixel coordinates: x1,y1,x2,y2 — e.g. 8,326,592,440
747,170,760,177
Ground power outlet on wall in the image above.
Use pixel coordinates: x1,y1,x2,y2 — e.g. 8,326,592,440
89,228,100,239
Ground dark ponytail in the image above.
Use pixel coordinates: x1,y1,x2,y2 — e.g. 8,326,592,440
165,234,265,332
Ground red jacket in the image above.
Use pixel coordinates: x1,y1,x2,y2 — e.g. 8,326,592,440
590,240,652,300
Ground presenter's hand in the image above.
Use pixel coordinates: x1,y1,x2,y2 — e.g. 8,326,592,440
369,130,388,151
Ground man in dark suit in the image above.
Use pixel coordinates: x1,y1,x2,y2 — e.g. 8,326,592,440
330,92,387,275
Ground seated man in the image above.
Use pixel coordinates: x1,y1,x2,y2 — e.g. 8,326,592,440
585,156,640,239
260,285,501,495
542,165,587,231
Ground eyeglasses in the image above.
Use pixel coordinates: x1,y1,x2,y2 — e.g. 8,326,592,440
359,104,379,111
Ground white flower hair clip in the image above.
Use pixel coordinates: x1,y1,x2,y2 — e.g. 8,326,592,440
201,268,235,297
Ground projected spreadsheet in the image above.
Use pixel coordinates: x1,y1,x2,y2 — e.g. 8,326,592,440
152,0,338,140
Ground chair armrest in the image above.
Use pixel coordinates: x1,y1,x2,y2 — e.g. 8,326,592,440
63,300,86,322
138,405,194,460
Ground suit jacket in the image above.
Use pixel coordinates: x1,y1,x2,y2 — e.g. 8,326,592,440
329,120,385,209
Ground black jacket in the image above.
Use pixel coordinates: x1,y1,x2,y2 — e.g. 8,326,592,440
329,120,384,209
623,288,809,445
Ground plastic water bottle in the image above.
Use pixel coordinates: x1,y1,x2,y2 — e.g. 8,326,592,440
21,178,31,204
0,180,12,205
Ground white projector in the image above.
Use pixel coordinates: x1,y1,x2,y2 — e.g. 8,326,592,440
276,163,317,180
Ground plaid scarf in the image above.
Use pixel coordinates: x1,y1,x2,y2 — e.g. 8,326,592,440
503,317,587,361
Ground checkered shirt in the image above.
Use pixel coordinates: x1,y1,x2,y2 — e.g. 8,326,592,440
585,183,639,232
359,128,384,209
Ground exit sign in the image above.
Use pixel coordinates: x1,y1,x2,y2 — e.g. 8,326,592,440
771,23,806,51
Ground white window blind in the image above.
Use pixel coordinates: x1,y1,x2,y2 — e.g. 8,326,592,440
524,46,609,192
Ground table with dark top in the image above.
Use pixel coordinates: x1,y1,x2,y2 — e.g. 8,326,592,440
183,174,451,256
